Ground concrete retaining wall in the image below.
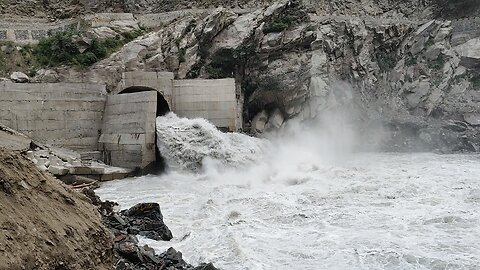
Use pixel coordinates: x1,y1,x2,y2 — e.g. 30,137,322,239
116,71,174,108
173,78,238,131
99,91,157,169
0,82,106,151
452,17,480,46
0,18,79,44
0,73,240,169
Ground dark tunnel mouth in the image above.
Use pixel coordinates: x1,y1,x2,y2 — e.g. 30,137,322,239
119,86,170,117
118,86,169,174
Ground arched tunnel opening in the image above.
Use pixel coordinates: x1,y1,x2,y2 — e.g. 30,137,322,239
119,86,170,117
118,86,170,174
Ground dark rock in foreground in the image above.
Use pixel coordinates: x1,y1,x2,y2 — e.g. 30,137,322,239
120,203,173,241
83,188,218,270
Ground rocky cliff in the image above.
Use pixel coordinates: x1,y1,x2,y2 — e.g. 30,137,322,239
48,0,480,152
3,0,480,152
2,0,478,19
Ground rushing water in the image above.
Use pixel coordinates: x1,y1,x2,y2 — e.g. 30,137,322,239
97,114,480,270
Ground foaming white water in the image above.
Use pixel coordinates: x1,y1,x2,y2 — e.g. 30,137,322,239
156,113,266,171
97,114,480,270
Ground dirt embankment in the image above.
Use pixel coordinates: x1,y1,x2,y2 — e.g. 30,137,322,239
0,147,113,270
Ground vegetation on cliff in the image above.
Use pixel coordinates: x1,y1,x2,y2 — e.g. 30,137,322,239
0,29,145,77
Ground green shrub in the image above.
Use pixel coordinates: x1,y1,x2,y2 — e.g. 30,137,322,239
34,31,79,66
206,48,236,79
263,17,293,34
471,73,480,89
179,48,186,63
32,29,144,67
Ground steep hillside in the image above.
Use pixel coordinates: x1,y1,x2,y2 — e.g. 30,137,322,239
2,0,477,19
0,148,113,269
50,0,480,152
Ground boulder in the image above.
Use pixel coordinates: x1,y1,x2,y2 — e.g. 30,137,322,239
455,38,480,69
464,113,480,126
10,72,29,83
105,203,173,242
265,109,284,130
252,110,268,134
34,69,60,83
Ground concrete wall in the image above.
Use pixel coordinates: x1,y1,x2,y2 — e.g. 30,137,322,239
452,17,480,46
173,78,238,131
99,91,157,169
0,18,79,44
0,82,106,151
116,71,174,109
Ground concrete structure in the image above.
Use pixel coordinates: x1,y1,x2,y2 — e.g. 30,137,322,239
173,78,238,130
0,17,79,44
0,72,239,170
116,71,174,108
452,17,480,46
0,82,106,151
99,92,157,169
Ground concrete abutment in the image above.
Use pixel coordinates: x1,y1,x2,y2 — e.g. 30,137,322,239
0,72,239,173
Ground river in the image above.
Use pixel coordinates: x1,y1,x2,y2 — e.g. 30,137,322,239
97,113,480,270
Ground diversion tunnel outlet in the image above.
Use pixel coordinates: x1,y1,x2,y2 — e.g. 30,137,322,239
118,87,170,175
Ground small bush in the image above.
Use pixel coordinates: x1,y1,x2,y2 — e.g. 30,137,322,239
471,73,480,89
263,17,294,34
206,48,235,79
32,29,144,67
179,48,186,63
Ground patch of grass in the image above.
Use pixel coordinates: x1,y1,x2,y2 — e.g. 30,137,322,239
405,54,417,66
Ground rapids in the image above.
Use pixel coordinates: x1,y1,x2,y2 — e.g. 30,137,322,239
97,113,480,270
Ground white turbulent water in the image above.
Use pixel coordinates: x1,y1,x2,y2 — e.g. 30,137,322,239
97,114,480,270
155,113,265,171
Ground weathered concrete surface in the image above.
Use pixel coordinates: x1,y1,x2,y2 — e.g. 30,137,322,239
173,78,239,131
99,91,157,169
116,71,174,108
0,82,107,151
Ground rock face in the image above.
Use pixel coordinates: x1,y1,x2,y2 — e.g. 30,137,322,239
2,0,478,19
32,0,480,152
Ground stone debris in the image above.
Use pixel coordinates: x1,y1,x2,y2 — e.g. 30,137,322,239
12,138,136,183
10,71,29,83
81,189,218,270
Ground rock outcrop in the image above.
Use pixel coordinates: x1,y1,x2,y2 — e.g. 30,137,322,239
2,0,478,19
10,0,480,152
